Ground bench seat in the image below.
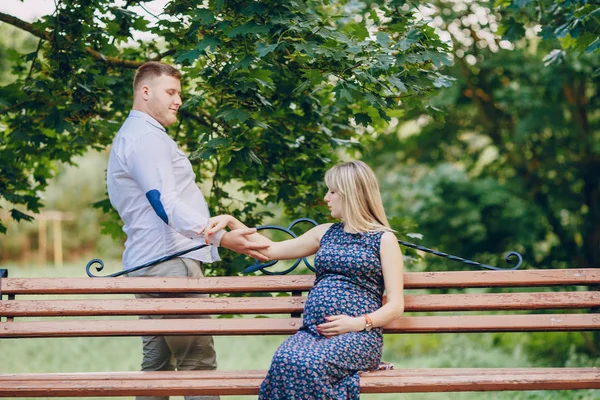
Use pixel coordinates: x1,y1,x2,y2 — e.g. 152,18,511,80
1,368,599,397
1,268,599,396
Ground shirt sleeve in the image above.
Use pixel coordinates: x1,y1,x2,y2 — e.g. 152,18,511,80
126,132,221,243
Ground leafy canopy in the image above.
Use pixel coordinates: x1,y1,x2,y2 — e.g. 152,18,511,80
0,0,451,246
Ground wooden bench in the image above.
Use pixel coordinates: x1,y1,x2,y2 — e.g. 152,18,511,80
1,267,599,397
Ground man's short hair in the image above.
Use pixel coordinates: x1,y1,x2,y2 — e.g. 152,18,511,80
133,61,182,91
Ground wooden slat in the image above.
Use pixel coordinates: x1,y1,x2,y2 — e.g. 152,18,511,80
2,291,598,317
359,368,600,393
2,269,598,295
1,314,598,338
0,275,315,295
383,313,600,333
0,368,597,396
1,368,595,381
0,297,307,317
404,291,600,311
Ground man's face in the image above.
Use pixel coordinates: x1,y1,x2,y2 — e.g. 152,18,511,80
143,75,182,127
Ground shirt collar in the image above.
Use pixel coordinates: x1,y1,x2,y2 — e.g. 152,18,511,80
128,110,166,132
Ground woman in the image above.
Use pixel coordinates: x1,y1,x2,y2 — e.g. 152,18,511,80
204,160,405,399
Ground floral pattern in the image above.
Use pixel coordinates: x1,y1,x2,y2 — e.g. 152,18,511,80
258,223,385,399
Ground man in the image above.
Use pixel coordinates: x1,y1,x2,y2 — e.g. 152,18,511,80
107,61,267,400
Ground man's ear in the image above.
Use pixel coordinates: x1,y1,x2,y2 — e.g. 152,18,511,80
141,84,150,100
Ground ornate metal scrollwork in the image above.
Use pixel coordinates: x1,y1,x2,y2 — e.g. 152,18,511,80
86,244,209,277
85,219,523,277
0,268,7,300
243,219,523,275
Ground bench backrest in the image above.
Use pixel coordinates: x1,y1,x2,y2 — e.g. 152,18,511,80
1,269,599,338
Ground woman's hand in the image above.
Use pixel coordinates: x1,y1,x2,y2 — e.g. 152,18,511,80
316,315,365,337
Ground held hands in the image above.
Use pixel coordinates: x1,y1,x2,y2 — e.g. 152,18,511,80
316,315,365,338
220,229,270,261
207,214,270,262
201,215,236,243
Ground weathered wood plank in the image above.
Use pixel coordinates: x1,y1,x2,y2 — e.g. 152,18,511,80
2,291,598,317
1,368,596,381
0,297,307,317
1,314,598,338
0,368,597,396
2,269,598,295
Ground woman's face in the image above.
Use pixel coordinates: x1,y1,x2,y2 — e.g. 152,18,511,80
324,188,343,219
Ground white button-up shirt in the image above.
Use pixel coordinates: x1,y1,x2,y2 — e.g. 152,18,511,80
107,110,224,270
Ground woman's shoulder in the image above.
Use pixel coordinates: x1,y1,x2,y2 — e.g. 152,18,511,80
381,230,397,240
380,230,400,250
315,222,336,236
308,223,336,243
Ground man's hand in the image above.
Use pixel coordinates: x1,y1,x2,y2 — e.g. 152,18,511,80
201,215,234,243
220,228,270,261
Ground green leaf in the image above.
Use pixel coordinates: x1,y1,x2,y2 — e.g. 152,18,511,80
354,113,372,126
501,18,525,42
376,32,390,48
302,69,323,85
432,74,453,88
238,147,262,165
228,22,270,38
193,9,215,25
209,0,224,11
176,49,202,65
196,36,221,52
250,69,275,90
387,76,407,93
256,43,278,58
24,51,37,62
293,79,311,94
585,38,600,54
242,3,267,16
204,137,230,148
424,50,453,67
217,106,250,123
512,0,534,8
336,88,353,103
398,29,421,51
346,22,370,41
10,208,33,222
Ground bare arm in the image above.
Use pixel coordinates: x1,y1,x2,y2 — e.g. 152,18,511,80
219,229,270,261
363,231,405,327
318,231,405,337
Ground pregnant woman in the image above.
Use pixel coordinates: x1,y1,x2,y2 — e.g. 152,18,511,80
204,160,405,399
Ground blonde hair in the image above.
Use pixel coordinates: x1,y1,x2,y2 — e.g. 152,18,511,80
324,160,392,233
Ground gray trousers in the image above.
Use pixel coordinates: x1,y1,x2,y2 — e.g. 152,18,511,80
128,258,219,400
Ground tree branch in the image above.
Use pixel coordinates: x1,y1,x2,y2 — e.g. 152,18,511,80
0,11,44,37
0,11,175,69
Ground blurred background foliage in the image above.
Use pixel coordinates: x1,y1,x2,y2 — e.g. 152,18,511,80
0,0,598,368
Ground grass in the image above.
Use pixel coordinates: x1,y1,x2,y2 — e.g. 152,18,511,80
1,263,597,400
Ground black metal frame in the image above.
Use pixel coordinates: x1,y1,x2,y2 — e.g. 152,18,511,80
242,219,523,274
86,244,209,277
0,269,6,302
84,218,523,277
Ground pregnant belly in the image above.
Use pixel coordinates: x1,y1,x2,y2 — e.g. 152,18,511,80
302,280,381,326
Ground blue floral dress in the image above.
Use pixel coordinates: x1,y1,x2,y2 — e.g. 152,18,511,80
258,223,385,399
